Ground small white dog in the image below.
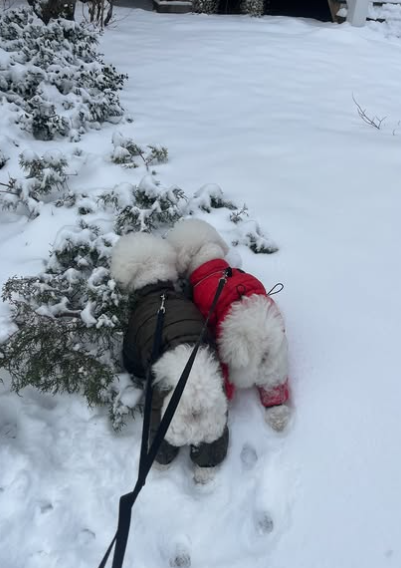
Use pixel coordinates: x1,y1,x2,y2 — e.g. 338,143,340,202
111,232,229,476
166,219,291,432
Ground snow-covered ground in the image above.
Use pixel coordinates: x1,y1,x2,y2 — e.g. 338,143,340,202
1,8,401,568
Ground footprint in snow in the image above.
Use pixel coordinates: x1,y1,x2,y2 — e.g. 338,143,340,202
162,536,192,568
77,528,96,545
0,421,17,439
169,549,191,568
254,510,274,536
39,501,53,514
240,443,258,471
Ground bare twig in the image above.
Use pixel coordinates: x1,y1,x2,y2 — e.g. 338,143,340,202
104,0,114,26
0,182,19,196
352,94,386,130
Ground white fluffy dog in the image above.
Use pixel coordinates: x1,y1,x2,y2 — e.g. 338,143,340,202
111,232,229,471
166,219,290,432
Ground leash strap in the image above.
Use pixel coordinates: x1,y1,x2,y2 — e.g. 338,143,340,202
99,296,166,568
98,273,228,568
138,294,166,478
266,282,284,296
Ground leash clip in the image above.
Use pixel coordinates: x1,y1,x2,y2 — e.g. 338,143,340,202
158,293,166,313
220,267,233,283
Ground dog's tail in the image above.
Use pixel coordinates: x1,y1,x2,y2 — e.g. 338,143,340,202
217,294,288,390
152,345,228,447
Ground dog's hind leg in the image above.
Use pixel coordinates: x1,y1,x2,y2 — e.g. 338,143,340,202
150,389,180,467
190,424,229,483
258,380,291,432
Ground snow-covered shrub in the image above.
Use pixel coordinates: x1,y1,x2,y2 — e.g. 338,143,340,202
111,132,168,170
187,184,277,253
0,176,276,428
0,150,69,218
0,221,129,428
100,175,186,234
0,224,128,423
0,177,188,428
240,0,264,16
0,7,127,141
230,219,277,253
192,0,219,13
189,183,236,212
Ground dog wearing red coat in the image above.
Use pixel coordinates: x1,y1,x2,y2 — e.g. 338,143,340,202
166,218,291,431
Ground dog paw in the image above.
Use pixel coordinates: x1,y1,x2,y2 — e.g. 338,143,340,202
193,466,216,485
77,528,96,546
265,405,291,432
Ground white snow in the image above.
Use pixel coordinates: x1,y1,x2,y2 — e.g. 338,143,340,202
1,8,401,568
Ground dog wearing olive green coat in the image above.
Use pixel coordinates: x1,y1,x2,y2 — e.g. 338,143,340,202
110,232,229,472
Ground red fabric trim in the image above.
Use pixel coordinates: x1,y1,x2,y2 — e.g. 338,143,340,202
258,379,290,408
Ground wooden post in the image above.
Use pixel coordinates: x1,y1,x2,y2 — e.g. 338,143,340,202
327,0,342,22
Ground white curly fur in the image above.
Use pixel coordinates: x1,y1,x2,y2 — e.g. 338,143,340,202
110,232,178,292
218,294,288,390
152,345,228,447
166,219,229,275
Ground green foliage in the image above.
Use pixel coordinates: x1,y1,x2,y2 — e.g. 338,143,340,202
0,275,121,406
0,222,129,419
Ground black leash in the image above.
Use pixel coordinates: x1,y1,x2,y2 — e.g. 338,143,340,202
98,272,229,568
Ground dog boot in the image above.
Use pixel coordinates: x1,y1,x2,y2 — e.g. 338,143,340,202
264,404,291,432
258,380,291,432
154,439,180,468
190,425,229,469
